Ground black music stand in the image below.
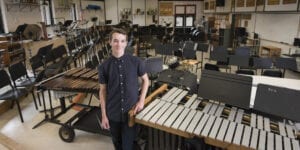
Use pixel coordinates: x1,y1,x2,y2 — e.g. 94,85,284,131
145,57,163,92
253,84,300,122
157,69,197,94
198,70,253,109
253,57,273,74
210,46,228,62
196,42,209,69
274,57,297,77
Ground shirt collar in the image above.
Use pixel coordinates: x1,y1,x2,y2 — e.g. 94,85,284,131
112,54,127,61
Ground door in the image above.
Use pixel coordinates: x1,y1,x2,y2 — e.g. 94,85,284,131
174,5,196,33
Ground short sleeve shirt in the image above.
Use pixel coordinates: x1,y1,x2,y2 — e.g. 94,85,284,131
98,54,146,122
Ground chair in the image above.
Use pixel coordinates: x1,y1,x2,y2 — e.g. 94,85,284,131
92,55,99,67
210,46,230,72
228,55,254,75
145,57,163,92
0,69,29,122
36,44,53,60
236,69,254,75
85,60,95,69
97,50,105,63
253,57,283,77
8,61,39,110
125,46,135,55
182,41,201,74
235,46,251,56
29,55,44,77
196,42,209,68
204,63,220,71
67,40,80,67
253,57,273,75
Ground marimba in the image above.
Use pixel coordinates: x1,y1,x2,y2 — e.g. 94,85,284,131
33,68,100,130
130,84,300,150
37,67,99,93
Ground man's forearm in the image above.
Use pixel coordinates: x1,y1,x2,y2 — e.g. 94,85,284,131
139,74,149,103
99,85,107,118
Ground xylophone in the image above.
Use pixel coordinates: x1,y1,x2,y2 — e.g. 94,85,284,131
129,84,300,150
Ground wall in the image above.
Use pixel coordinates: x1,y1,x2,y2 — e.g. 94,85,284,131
145,0,158,25
105,0,118,24
241,13,300,54
2,0,43,32
53,0,73,23
80,0,105,25
132,0,145,26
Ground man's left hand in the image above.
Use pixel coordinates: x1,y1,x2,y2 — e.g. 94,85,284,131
133,100,144,115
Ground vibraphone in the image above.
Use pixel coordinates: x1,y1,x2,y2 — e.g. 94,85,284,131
129,84,300,150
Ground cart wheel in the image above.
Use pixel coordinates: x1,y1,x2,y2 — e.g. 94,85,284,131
59,125,75,143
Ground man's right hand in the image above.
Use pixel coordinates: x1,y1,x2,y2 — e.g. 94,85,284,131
101,116,110,130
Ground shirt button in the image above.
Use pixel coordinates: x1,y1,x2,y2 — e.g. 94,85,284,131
120,82,123,85
121,99,124,102
119,65,121,68
121,108,124,111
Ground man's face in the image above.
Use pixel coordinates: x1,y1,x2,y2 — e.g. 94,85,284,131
110,32,127,54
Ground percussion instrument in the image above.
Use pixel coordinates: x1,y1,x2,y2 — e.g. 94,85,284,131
130,84,300,150
37,68,99,93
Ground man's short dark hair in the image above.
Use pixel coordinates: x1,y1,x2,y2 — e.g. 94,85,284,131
109,28,128,42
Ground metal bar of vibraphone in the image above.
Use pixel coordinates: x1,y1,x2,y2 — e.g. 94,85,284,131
201,116,216,137
179,109,197,132
208,117,223,139
207,103,218,115
241,125,251,148
193,113,209,135
284,137,292,150
172,90,188,104
149,102,170,124
275,134,283,150
156,104,177,126
166,88,183,103
161,87,177,101
163,106,184,128
186,111,203,134
189,98,201,110
250,128,259,149
183,94,197,108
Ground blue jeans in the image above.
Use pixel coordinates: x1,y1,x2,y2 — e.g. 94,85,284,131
109,119,136,150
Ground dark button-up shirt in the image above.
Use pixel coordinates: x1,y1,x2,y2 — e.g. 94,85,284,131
98,54,146,122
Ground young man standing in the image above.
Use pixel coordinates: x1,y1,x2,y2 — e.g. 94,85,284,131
98,28,149,150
